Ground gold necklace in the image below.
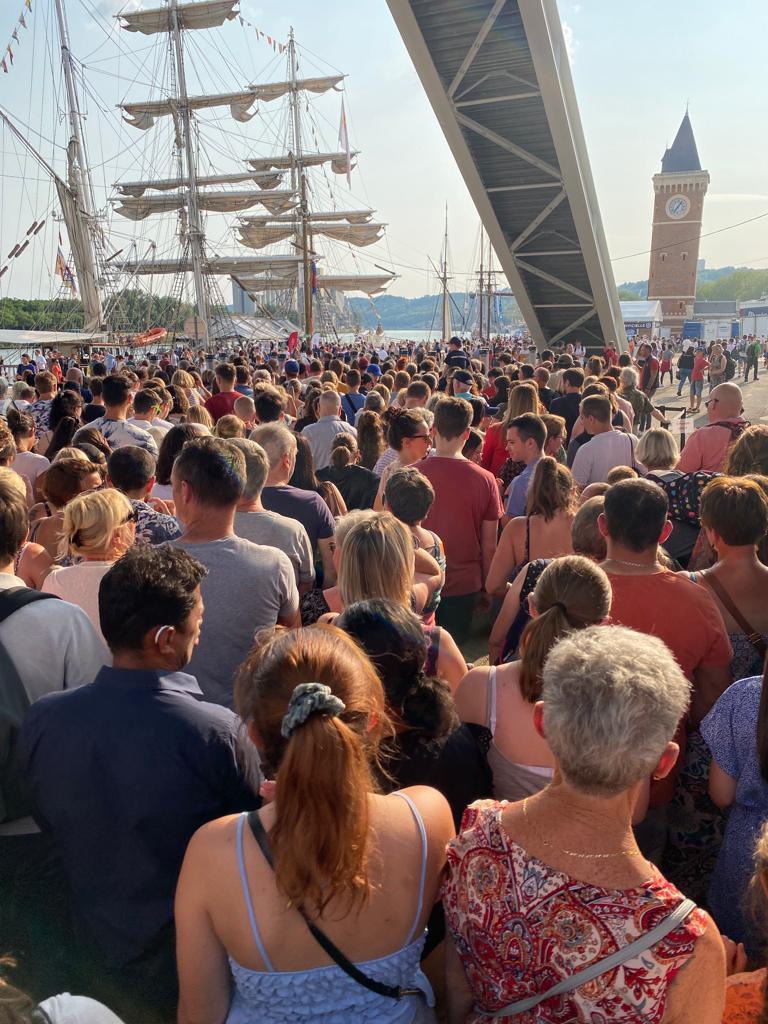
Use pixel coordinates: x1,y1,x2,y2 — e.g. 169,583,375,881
522,798,643,860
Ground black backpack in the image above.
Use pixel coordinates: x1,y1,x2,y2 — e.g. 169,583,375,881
724,352,736,380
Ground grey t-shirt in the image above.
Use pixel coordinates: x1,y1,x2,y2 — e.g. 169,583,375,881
234,510,314,587
174,536,299,706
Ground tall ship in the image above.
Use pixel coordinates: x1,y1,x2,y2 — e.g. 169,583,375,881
0,0,397,351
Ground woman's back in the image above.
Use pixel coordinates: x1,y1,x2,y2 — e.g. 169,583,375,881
456,663,554,801
442,801,709,1024
693,561,768,678
183,789,448,1023
510,511,573,566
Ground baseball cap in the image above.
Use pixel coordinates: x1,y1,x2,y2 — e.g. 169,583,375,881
284,359,299,374
556,354,574,368
453,369,474,385
368,363,382,377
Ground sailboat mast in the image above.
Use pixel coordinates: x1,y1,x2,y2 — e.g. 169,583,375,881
169,0,209,338
54,0,96,218
441,205,451,342
486,236,492,341
288,28,313,338
478,225,484,342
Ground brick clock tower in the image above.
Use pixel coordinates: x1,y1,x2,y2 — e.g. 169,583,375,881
647,113,709,334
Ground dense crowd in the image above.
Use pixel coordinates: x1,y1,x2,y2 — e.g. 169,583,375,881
1,331,768,1023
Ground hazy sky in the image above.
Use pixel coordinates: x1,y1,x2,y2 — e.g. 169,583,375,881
1,0,766,302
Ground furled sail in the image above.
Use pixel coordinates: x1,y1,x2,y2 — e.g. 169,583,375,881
117,171,283,196
118,0,238,36
238,220,385,249
239,209,374,225
121,90,259,131
247,75,344,102
316,274,395,296
117,255,305,275
239,272,394,296
114,189,297,221
55,154,103,331
247,151,359,175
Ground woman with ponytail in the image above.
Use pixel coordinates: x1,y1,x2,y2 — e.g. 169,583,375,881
337,599,490,827
175,624,453,1024
485,457,577,596
455,555,611,800
317,433,379,510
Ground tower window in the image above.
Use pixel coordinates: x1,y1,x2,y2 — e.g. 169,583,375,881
661,253,667,262
682,252,688,261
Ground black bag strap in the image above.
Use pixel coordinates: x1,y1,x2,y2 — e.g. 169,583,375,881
246,811,423,1002
0,586,58,625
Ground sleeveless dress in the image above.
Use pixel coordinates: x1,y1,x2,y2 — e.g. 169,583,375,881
226,793,436,1023
484,666,553,800
442,801,708,1024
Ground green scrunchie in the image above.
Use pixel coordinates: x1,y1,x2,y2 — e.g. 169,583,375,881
281,682,346,739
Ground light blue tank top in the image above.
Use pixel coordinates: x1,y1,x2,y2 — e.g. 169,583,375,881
226,793,436,1023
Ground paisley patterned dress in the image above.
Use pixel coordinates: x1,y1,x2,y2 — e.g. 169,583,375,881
441,801,707,1023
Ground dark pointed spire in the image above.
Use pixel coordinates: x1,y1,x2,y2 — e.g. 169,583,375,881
661,112,702,173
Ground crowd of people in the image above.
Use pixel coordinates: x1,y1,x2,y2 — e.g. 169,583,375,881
1,331,768,1023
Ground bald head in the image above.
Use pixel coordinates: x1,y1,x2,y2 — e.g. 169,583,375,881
708,382,743,421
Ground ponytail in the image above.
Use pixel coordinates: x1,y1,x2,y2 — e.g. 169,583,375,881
273,711,372,912
518,556,612,702
330,433,356,469
526,456,576,520
234,624,390,914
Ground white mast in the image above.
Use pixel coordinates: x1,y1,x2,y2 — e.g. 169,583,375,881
169,0,209,337
441,205,452,342
288,27,313,337
53,0,104,330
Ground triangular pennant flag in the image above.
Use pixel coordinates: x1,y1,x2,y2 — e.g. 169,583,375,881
12,29,19,42
1,57,8,73
25,0,31,9
19,13,26,28
267,35,272,45
8,47,13,65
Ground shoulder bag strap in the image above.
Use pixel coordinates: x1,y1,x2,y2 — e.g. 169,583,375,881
486,898,696,1018
699,574,766,659
246,811,423,1002
0,587,58,625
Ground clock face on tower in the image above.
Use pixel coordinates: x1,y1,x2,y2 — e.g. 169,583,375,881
666,194,691,220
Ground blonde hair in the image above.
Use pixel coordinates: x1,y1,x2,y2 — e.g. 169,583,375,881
185,405,214,429
172,369,196,389
338,511,414,608
635,428,680,471
52,446,90,464
214,414,245,439
501,381,541,431
60,487,133,559
0,466,26,503
527,457,577,520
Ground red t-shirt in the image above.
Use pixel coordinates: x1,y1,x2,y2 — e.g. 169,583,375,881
204,390,239,422
479,421,508,477
606,569,732,681
418,456,502,597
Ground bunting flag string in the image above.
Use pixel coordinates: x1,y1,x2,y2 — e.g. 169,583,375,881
0,209,48,283
2,0,32,76
236,14,287,54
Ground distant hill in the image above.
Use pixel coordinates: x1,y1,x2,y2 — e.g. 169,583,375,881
617,266,743,300
346,291,521,330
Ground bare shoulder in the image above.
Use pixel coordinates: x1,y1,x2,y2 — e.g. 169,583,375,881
393,786,454,840
184,814,242,867
663,912,725,1024
454,666,490,722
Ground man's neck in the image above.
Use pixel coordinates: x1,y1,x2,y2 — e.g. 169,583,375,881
132,413,153,423
237,498,265,513
524,450,542,467
111,652,178,672
602,541,661,573
217,385,235,394
103,405,128,422
591,422,613,435
433,439,465,458
264,471,289,488
0,559,17,577
180,506,236,544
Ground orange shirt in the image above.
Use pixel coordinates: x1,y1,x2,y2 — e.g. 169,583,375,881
606,569,732,681
724,968,765,1023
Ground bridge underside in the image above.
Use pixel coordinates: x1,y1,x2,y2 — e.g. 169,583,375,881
387,0,627,352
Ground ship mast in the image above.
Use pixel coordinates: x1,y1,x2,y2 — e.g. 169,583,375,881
287,28,313,338
53,0,104,330
478,225,484,342
440,205,451,342
486,235,493,341
169,0,209,338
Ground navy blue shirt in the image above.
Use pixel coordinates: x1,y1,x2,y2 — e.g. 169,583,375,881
20,666,258,966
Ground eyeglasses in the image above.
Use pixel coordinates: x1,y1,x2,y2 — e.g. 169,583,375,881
122,509,139,525
411,433,431,441
705,398,718,407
